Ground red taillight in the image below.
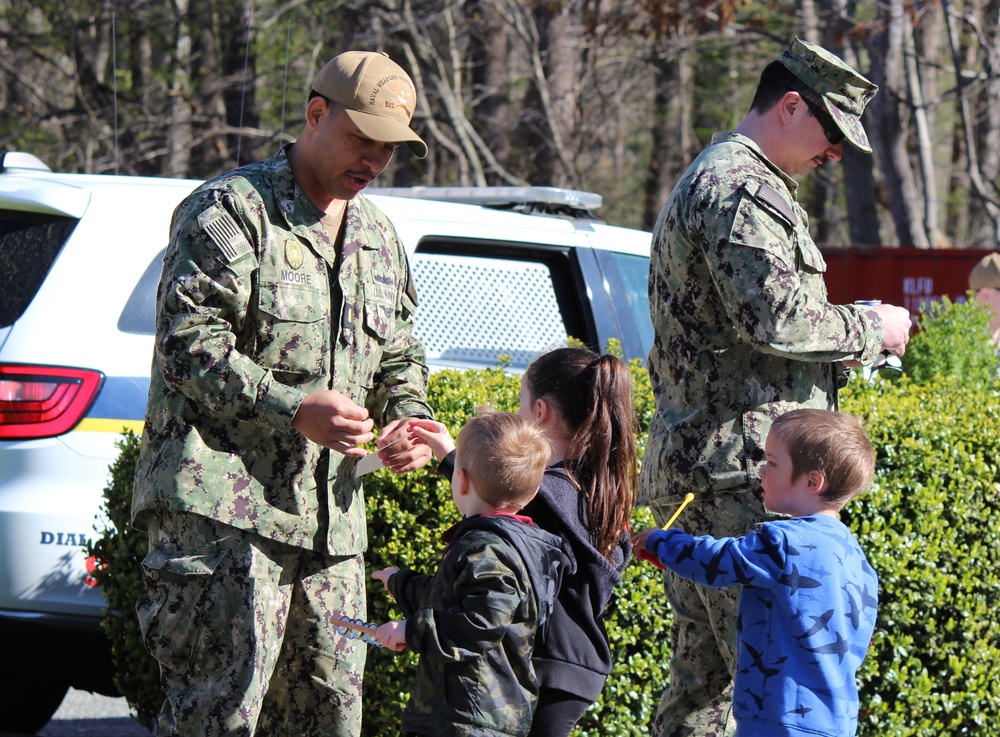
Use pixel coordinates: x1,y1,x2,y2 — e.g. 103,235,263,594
0,365,104,439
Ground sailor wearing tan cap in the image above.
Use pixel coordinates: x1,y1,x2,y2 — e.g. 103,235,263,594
968,252,1000,345
132,51,433,737
640,38,912,737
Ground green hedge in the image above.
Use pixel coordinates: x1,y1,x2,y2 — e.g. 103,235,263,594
89,301,1000,735
842,378,1000,735
86,430,160,728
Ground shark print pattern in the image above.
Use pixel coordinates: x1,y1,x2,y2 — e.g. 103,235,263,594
647,514,877,737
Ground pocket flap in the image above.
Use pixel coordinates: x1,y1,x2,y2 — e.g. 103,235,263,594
141,549,228,582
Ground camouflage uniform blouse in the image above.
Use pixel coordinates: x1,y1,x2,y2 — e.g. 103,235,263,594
132,146,431,556
640,133,884,504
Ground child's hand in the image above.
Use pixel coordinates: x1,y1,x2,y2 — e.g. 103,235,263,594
372,567,399,589
631,526,665,569
376,620,407,652
407,419,456,461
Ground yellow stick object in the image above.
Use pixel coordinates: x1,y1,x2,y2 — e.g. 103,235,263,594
661,492,695,529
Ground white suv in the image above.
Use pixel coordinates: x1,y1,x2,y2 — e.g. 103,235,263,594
0,151,653,732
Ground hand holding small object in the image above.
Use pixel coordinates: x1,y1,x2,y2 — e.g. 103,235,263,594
375,620,407,652
633,493,695,569
406,418,456,461
330,614,382,647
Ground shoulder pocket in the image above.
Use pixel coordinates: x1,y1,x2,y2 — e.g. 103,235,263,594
197,203,260,278
729,182,800,269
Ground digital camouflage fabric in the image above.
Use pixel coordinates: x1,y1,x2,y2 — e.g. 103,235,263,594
132,145,431,556
640,132,884,509
640,130,884,737
136,510,369,736
131,144,431,737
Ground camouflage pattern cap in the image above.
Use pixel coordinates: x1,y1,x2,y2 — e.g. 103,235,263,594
969,252,1000,290
313,51,427,158
778,37,878,154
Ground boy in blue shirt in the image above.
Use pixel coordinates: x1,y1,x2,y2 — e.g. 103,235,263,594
633,409,878,737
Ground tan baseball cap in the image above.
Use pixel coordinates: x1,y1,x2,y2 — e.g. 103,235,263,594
778,37,878,154
969,253,1000,290
312,51,428,159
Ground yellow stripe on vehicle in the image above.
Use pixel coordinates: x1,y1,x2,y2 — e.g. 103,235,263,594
74,418,145,434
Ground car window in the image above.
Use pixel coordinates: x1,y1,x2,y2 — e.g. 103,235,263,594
118,248,165,335
0,211,77,328
602,251,654,356
411,241,588,370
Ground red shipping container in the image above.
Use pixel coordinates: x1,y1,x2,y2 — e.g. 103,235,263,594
819,247,997,315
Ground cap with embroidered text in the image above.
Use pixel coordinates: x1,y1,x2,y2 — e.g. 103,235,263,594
778,37,878,154
312,51,427,158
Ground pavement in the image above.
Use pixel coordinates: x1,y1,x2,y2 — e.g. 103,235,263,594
0,689,152,737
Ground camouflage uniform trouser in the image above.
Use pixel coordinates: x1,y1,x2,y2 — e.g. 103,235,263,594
136,509,367,737
648,490,773,737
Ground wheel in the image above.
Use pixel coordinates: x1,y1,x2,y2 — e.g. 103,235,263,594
0,673,68,734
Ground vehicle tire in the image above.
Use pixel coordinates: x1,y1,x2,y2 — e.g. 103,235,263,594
0,674,68,734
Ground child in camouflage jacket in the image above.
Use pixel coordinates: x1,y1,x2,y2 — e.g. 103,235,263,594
373,411,569,737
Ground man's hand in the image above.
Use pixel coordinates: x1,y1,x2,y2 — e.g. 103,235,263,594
291,390,375,456
376,417,434,473
874,303,912,356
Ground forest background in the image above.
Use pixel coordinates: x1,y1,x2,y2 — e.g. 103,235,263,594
1,0,999,250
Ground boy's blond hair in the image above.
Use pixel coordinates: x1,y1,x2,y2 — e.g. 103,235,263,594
769,409,875,508
454,410,552,509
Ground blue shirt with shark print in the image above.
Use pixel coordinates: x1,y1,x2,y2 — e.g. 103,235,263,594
646,514,877,737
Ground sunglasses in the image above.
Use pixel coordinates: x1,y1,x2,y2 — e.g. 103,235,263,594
802,97,846,146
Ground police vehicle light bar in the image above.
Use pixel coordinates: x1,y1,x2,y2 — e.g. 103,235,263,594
369,186,603,212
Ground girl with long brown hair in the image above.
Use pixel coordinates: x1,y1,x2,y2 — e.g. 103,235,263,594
404,346,638,735
517,346,638,736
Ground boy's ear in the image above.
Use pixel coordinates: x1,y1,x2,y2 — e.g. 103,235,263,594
806,469,828,496
454,467,470,497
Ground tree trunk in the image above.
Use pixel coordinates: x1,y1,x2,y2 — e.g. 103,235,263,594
643,33,693,230
164,0,193,178
966,0,1000,247
868,0,929,247
943,0,1000,247
467,0,511,183
221,0,259,167
903,7,938,246
516,0,582,187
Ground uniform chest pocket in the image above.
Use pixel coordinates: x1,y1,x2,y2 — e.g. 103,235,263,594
256,280,330,378
795,234,827,275
362,297,394,342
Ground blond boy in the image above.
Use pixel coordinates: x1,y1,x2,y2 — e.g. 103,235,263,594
373,411,568,737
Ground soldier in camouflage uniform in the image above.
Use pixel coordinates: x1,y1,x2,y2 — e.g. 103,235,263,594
372,412,569,737
132,51,433,737
638,38,913,737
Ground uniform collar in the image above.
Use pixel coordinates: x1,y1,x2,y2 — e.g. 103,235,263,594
710,131,799,196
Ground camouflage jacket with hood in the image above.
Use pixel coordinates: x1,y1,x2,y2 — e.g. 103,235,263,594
388,513,568,737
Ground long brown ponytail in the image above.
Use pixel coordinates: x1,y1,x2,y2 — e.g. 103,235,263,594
523,347,638,561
